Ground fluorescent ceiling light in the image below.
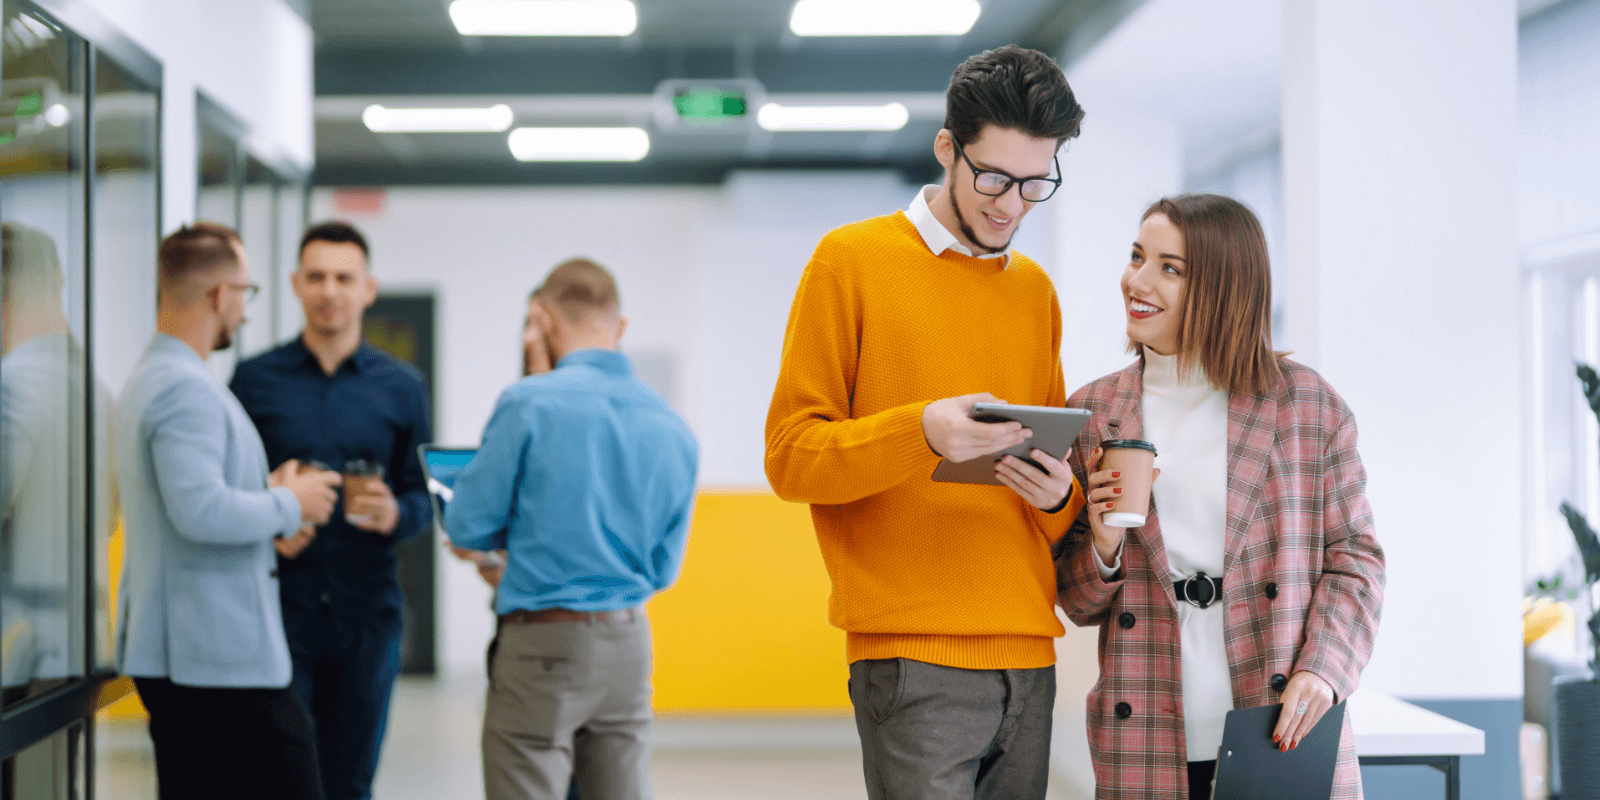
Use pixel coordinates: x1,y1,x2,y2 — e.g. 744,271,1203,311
757,102,910,132
508,127,650,162
789,0,980,36
450,0,637,36
363,104,513,133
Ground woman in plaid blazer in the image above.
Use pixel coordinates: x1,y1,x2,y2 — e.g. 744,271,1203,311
1054,194,1384,800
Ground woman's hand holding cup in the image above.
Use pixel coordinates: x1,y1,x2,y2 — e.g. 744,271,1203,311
1083,445,1161,569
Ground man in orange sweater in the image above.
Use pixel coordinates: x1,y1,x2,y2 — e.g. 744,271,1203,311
765,45,1086,800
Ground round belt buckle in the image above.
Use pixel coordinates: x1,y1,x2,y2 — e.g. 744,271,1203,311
1182,573,1220,609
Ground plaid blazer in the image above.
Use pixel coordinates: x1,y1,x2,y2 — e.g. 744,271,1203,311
1056,358,1385,800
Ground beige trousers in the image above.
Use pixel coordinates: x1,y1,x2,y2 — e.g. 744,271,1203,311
482,612,653,800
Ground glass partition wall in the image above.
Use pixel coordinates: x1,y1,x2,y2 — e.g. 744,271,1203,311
0,0,161,795
199,100,305,366
241,156,308,357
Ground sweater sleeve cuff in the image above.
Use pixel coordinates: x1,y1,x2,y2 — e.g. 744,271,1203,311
1044,479,1076,514
885,401,942,471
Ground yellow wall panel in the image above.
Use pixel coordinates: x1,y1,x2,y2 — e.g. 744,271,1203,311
102,490,847,716
649,490,848,713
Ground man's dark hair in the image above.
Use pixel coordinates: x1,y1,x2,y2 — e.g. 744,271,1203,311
158,221,241,302
299,221,370,263
944,45,1084,148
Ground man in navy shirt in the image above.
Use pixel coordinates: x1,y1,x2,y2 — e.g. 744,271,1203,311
446,258,697,800
230,222,432,800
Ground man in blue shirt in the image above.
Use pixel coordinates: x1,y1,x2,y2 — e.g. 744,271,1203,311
229,222,432,800
446,258,698,800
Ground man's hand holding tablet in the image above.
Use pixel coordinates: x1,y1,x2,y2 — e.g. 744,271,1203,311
927,397,1090,511
921,393,1032,462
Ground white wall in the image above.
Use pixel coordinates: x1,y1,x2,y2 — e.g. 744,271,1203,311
1282,0,1522,701
74,0,314,231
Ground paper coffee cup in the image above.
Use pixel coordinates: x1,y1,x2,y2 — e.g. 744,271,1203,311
1101,439,1157,528
343,460,385,525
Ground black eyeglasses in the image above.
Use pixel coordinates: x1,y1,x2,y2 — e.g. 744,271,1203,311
952,139,1062,202
223,282,260,302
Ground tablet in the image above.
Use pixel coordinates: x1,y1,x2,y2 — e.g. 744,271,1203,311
417,445,478,529
1212,701,1346,800
930,403,1091,485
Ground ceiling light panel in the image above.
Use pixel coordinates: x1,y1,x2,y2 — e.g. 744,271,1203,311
362,104,514,133
508,127,651,162
757,102,910,132
450,0,638,37
789,0,981,37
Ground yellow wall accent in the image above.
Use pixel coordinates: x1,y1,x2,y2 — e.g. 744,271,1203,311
649,489,850,713
101,489,851,717
102,517,148,718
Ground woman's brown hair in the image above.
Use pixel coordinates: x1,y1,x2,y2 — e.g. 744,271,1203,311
1141,193,1282,397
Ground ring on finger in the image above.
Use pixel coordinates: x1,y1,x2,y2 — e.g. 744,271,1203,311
1295,701,1309,715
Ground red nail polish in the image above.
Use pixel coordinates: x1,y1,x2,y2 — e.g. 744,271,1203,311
1114,488,1123,495
1273,734,1280,743
1105,503,1114,509
1112,471,1121,478
1291,742,1298,750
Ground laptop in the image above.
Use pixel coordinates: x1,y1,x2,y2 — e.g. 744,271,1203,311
1212,701,1346,800
417,445,478,530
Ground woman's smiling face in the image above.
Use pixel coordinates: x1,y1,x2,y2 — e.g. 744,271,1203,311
1122,212,1187,356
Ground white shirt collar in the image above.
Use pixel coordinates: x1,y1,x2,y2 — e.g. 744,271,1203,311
905,185,1010,266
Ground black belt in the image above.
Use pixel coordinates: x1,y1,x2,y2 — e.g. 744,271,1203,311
1174,573,1223,609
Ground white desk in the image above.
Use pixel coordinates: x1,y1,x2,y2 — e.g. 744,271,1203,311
1348,691,1486,800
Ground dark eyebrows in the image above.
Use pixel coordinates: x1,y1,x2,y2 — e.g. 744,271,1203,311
969,155,1055,182
1131,242,1187,263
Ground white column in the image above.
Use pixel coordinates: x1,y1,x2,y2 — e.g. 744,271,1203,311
1051,100,1183,392
1281,0,1521,699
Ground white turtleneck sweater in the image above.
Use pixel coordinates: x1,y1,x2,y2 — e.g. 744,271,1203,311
1094,347,1233,761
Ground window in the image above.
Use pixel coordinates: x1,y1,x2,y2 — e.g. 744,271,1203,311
0,0,90,712
0,1,162,786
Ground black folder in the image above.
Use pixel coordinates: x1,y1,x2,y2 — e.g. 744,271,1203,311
1212,701,1346,800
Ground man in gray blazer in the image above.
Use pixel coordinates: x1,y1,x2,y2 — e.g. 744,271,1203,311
116,222,341,800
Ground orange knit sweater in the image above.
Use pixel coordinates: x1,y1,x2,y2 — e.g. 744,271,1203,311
764,211,1086,670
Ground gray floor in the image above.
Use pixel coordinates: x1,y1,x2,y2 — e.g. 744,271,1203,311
95,674,1074,799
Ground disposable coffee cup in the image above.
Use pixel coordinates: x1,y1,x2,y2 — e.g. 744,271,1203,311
343,459,386,525
1100,439,1157,528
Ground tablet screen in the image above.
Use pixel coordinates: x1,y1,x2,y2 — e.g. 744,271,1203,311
422,447,476,519
423,448,476,488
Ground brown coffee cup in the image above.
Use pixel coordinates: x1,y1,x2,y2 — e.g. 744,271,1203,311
343,460,386,525
1100,439,1157,528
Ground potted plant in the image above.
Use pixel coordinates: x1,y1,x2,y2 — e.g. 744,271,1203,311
1557,362,1600,800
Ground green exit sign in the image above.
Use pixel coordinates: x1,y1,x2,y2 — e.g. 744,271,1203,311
654,79,763,130
672,87,747,122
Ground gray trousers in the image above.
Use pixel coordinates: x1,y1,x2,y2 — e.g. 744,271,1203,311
482,613,653,800
849,658,1055,800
